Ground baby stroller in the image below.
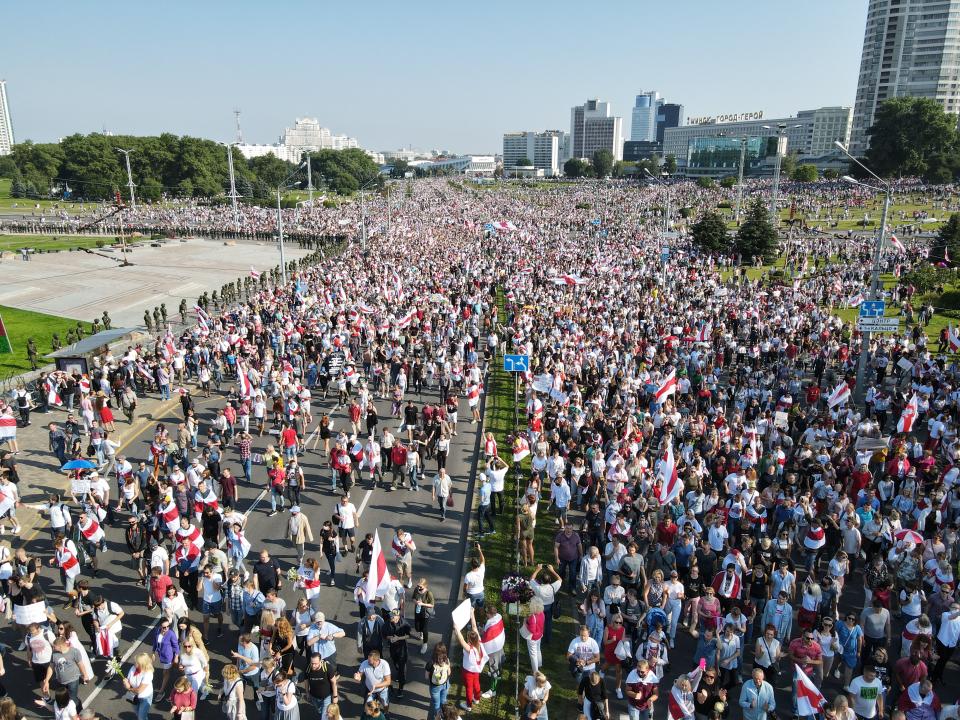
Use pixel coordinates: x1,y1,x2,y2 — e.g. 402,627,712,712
638,606,668,644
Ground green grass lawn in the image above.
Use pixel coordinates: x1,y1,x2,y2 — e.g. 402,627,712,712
0,178,100,215
0,234,116,252
0,306,93,379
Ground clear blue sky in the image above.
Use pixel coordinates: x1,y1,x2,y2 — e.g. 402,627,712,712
4,0,867,154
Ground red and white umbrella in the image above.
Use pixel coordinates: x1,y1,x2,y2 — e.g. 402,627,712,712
894,529,924,545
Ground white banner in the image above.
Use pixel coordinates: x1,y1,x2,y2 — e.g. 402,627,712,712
14,601,47,625
532,374,553,394
71,478,91,496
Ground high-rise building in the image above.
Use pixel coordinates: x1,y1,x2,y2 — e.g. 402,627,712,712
282,117,359,159
850,0,960,155
0,81,14,156
502,131,562,175
569,99,623,161
631,91,661,142
656,103,685,146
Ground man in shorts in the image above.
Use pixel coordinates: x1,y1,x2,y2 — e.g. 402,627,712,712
198,563,224,638
336,495,359,553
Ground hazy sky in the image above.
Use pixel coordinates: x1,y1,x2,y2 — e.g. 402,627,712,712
4,0,867,154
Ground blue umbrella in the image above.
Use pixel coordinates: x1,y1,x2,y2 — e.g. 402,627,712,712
61,459,96,471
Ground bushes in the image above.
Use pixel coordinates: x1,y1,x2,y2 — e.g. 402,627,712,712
696,177,715,188
900,265,955,294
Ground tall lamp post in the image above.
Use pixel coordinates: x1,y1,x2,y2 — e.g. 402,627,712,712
834,140,892,405
115,148,137,211
644,168,671,235
762,124,799,229
734,136,748,223
359,178,380,252
276,161,307,284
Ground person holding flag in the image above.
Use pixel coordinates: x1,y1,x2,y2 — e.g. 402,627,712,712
666,662,705,720
794,663,827,720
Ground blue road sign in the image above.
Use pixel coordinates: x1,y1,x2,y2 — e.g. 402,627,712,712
503,354,529,372
859,300,885,318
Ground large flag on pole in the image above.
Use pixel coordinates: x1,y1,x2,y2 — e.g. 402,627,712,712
794,665,827,717
364,530,391,604
655,370,677,403
0,313,12,354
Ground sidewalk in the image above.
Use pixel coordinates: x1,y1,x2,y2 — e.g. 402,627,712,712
10,390,182,545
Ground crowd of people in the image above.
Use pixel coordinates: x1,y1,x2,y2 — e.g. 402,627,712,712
0,176,957,720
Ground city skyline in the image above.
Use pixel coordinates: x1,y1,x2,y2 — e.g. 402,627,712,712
5,1,866,154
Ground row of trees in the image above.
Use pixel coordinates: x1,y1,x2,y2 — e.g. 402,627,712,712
691,198,778,262
865,97,960,183
2,134,382,203
563,151,679,179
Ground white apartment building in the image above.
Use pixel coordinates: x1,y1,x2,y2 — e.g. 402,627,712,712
850,0,960,154
502,130,561,176
282,117,359,154
0,81,14,156
569,99,624,161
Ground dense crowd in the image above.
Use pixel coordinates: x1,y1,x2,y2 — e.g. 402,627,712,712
0,177,958,720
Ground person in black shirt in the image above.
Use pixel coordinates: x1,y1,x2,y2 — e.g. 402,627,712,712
695,539,717,581
302,653,338,714
578,670,609,720
385,607,411,697
252,550,282,593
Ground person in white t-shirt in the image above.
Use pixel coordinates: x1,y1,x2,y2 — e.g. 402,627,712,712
846,666,884,719
335,496,360,552
197,564,223,639
566,625,601,681
463,544,486,607
122,652,155,718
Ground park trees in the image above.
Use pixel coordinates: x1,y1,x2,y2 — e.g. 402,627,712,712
929,213,960,265
691,210,730,253
592,149,614,178
564,158,587,178
735,198,778,262
865,97,959,182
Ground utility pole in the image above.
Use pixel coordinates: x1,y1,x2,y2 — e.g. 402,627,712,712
226,144,240,234
361,188,367,252
734,136,748,223
386,184,391,239
234,108,243,144
305,151,313,206
116,148,136,211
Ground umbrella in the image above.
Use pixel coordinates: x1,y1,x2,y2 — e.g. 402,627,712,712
894,529,924,545
61,459,96,471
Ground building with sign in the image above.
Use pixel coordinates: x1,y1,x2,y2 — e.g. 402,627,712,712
662,106,852,176
850,0,960,156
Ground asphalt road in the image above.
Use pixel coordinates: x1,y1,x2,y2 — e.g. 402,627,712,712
6,377,483,720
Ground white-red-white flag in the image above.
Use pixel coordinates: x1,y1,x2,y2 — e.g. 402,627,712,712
249,267,261,279
657,439,680,505
550,274,586,286
827,380,850,408
655,370,677,403
364,530,391,602
667,663,704,720
794,665,827,717
897,393,919,434
512,436,530,463
949,324,960,353
695,324,711,343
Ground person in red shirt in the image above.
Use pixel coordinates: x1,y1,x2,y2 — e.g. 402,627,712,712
280,423,299,462
805,383,821,408
656,515,679,547
148,565,173,609
348,400,362,436
788,630,822,678
848,463,873,497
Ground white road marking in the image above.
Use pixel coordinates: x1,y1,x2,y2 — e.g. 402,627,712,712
356,488,374,518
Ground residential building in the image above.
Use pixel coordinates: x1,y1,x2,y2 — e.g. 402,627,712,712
0,80,13,156
569,99,624,161
282,117,359,156
235,143,297,163
631,91,661,142
421,155,496,176
662,106,852,176
502,130,561,176
850,0,960,155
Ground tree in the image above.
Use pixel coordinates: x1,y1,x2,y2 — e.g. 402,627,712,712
735,198,778,262
866,97,959,180
612,161,627,178
791,164,819,182
696,176,715,189
691,211,730,253
719,175,737,188
930,212,960,264
564,158,587,178
664,155,677,174
514,157,532,167
390,159,410,179
823,168,840,180
10,173,25,198
592,149,614,178
0,156,16,178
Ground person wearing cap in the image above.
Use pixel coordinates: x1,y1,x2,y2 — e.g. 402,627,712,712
306,611,345,671
286,505,313,563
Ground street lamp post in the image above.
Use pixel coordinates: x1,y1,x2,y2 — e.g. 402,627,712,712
275,161,308,284
115,148,137,211
735,136,748,223
762,124,800,230
358,178,379,252
835,140,892,406
225,143,240,234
